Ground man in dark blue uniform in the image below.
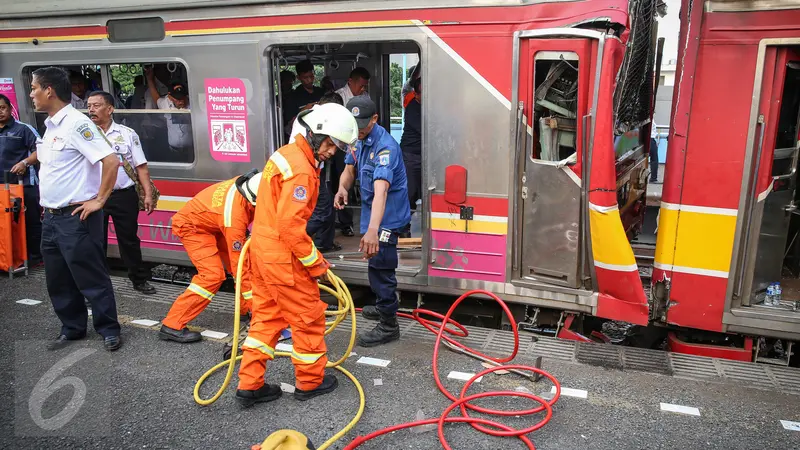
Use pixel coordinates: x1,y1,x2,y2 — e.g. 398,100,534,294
334,97,411,347
1,93,43,266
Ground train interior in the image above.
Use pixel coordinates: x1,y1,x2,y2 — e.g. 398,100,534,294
267,41,423,269
751,52,800,313
23,62,194,165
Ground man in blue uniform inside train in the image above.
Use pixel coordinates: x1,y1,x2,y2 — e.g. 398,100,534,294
333,97,411,347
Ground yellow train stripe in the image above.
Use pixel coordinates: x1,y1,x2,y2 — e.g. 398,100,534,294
0,34,107,44
655,207,736,274
589,208,637,268
165,20,427,37
430,217,508,235
155,198,188,212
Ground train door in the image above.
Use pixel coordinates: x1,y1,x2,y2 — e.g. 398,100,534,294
734,45,800,325
511,32,595,289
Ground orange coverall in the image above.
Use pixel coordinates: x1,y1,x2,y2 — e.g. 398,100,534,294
238,137,330,392
162,177,255,331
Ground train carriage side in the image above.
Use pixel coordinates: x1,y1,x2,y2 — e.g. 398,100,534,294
652,0,800,359
0,0,654,328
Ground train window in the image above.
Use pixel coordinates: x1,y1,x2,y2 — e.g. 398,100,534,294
24,62,194,164
110,62,194,164
531,51,579,162
107,18,165,43
388,53,420,143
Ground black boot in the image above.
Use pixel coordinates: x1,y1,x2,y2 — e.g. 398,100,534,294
159,325,202,343
361,305,380,320
294,374,338,401
357,313,400,347
235,384,282,407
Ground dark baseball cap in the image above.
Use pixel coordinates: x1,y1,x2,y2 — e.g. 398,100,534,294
347,96,377,129
169,82,188,100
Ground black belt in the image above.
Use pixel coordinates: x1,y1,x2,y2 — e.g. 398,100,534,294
113,185,135,192
44,204,81,215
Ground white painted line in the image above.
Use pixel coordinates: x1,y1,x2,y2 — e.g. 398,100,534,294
201,330,228,339
356,356,391,368
447,371,483,383
660,403,701,416
349,352,357,357
276,343,293,352
373,378,383,386
780,420,800,431
280,383,295,394
131,319,159,327
17,299,42,305
551,387,588,399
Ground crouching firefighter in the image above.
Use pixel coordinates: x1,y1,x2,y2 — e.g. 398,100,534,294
236,103,358,406
159,170,260,343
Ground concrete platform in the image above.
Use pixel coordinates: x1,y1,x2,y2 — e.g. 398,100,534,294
2,269,800,449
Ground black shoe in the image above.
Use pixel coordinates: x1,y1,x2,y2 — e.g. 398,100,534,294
235,384,282,407
48,334,85,351
341,226,354,237
104,335,122,351
357,315,400,348
159,325,202,343
133,281,156,295
320,242,343,254
240,311,252,323
361,305,380,321
294,374,338,401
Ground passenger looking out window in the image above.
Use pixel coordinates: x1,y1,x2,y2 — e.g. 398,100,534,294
69,71,88,109
290,60,325,120
144,67,192,161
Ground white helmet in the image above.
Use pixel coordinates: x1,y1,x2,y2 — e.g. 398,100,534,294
297,103,358,151
235,169,261,206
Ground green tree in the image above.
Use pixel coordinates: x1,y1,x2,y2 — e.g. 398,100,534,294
389,62,404,122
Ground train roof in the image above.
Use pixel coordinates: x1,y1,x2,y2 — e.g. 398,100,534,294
0,0,562,19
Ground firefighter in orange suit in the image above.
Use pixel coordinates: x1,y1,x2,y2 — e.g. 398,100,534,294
159,170,260,343
236,103,359,406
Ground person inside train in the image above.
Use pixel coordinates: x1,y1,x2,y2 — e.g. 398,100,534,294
236,103,357,406
127,75,146,109
401,62,421,108
279,70,297,144
290,59,325,120
2,93,43,266
159,170,259,343
145,67,192,162
400,77,422,216
86,90,156,295
335,97,411,348
335,67,371,106
289,92,345,253
69,71,88,109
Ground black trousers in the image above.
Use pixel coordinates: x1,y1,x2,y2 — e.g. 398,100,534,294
329,150,354,228
23,185,42,262
650,138,659,182
306,178,335,249
42,208,120,338
403,153,422,211
103,186,151,284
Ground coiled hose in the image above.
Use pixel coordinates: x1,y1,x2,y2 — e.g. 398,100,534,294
193,239,365,450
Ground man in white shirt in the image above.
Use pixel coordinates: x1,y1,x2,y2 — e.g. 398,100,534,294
335,67,371,107
25,66,122,351
145,68,193,161
87,90,157,296
650,120,660,183
69,71,87,109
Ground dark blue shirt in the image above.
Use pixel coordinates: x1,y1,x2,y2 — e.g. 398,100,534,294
345,124,411,234
0,118,39,186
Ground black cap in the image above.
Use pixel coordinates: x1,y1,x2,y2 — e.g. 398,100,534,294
169,82,188,100
346,96,376,129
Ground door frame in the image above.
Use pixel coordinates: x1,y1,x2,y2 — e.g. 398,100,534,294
726,38,800,331
507,28,606,294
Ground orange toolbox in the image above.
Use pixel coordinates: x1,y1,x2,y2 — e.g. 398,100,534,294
0,175,28,278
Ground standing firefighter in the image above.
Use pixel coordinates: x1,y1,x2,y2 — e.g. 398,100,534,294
159,171,260,343
236,103,358,406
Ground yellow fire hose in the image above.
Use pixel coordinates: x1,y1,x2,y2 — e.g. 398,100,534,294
193,239,366,449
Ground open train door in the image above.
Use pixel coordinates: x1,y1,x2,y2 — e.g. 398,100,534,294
728,44,800,337
510,29,649,324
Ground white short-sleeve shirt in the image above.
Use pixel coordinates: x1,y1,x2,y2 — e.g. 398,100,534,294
104,121,148,190
38,104,115,209
335,85,370,108
156,96,192,149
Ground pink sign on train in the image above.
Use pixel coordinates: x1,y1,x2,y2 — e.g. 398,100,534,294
0,78,20,120
205,78,250,162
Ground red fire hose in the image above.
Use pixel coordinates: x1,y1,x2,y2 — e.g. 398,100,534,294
344,289,561,450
